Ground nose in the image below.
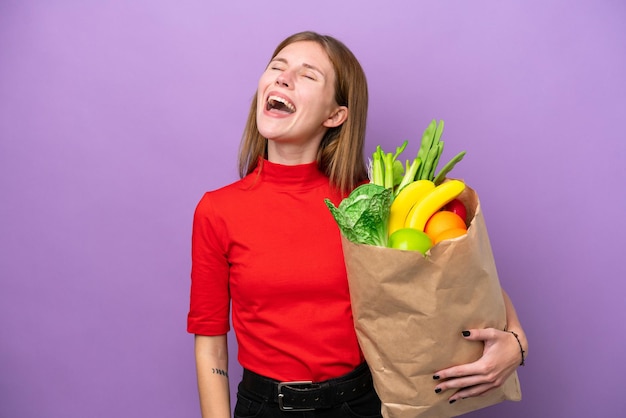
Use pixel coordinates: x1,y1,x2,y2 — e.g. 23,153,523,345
275,71,292,88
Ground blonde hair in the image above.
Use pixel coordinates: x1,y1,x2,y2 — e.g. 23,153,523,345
237,31,369,195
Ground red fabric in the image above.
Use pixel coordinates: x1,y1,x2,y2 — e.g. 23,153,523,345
187,159,364,382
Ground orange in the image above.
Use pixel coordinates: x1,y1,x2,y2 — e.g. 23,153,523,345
424,211,467,242
433,227,468,244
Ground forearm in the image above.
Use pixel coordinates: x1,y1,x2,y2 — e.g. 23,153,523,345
194,334,231,418
502,289,528,360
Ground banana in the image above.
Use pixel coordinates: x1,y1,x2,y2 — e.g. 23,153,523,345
405,180,466,231
388,180,436,236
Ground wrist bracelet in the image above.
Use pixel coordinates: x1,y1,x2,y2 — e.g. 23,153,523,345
509,331,526,366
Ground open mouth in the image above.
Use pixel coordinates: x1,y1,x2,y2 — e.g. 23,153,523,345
266,95,296,113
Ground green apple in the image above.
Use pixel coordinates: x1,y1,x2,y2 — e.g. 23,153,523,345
388,228,433,255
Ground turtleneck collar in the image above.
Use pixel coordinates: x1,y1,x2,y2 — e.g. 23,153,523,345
252,158,328,190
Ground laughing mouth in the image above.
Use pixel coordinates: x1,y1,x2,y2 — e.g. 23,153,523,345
266,95,296,113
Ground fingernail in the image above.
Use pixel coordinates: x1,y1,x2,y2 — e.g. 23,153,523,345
462,330,471,337
449,399,457,404
432,375,440,380
435,388,442,394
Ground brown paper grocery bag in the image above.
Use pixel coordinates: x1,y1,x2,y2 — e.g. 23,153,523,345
342,185,522,418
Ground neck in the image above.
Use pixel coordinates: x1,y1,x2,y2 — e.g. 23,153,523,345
266,138,322,165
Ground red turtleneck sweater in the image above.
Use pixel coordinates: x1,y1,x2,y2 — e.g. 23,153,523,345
187,160,364,382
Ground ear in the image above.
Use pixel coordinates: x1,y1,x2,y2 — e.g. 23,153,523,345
323,106,348,129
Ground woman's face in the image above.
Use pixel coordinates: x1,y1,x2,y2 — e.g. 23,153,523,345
256,41,347,156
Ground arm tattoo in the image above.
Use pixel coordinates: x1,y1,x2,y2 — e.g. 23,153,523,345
212,368,229,378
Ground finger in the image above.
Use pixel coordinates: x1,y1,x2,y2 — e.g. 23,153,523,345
432,328,502,380
433,357,486,381
434,374,485,394
448,384,495,403
460,328,499,342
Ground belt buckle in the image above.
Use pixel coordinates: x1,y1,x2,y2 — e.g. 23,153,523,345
277,381,316,412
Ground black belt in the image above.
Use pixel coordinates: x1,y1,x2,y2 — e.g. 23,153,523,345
240,363,373,411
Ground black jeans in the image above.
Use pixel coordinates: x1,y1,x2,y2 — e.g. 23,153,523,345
234,381,383,418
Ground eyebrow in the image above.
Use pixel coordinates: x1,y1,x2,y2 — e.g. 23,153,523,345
271,57,326,78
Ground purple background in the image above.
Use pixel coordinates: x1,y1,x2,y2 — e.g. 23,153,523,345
1,1,624,417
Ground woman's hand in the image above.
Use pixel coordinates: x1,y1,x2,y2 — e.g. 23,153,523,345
432,327,525,404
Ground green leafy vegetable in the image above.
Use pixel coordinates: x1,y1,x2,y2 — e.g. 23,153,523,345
325,183,392,247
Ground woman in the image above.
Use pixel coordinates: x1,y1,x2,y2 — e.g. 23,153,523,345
188,31,527,418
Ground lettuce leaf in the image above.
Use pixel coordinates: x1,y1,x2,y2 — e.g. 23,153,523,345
325,183,392,247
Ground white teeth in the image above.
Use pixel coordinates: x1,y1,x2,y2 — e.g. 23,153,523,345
267,95,295,113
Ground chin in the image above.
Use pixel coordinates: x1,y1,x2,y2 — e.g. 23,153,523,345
257,120,288,141
257,126,279,140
